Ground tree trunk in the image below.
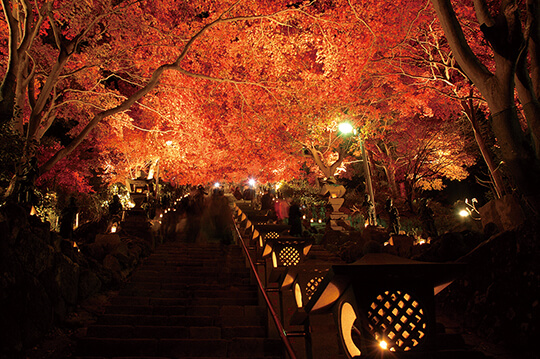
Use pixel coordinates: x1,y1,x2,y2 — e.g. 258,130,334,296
431,0,540,213
527,0,540,99
461,99,506,198
0,76,16,128
515,55,540,158
361,141,377,220
382,164,399,199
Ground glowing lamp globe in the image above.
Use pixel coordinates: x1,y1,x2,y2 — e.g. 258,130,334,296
338,122,354,134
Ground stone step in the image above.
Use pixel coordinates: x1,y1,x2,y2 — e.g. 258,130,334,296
76,357,281,359
86,324,268,340
120,281,255,291
217,315,265,327
425,350,488,358
97,314,215,327
77,338,229,357
86,324,221,339
78,337,282,358
109,296,191,306
76,236,281,358
104,305,223,316
123,276,251,287
105,304,265,317
222,325,267,338
144,255,243,261
116,290,258,305
195,297,259,306
145,248,244,255
129,269,251,279
103,304,263,316
228,338,283,357
132,267,250,276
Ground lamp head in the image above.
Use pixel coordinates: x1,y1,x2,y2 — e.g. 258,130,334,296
338,122,354,134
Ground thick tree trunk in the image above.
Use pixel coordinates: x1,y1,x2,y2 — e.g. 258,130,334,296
0,0,19,128
515,57,540,158
528,0,540,98
431,0,540,213
521,0,540,157
0,77,16,128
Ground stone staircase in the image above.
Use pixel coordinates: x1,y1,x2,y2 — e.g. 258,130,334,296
76,240,283,359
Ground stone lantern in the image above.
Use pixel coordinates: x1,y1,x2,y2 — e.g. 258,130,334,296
321,177,347,231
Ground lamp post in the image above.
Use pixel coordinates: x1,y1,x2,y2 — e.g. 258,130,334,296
339,122,376,223
361,139,376,222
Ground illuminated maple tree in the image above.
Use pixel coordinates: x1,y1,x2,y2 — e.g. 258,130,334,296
379,6,507,198
0,0,484,202
367,115,476,207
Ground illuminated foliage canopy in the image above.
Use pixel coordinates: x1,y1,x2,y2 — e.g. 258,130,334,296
2,0,532,203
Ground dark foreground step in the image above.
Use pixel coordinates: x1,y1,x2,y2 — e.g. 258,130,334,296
86,324,266,339
77,337,283,357
76,240,283,358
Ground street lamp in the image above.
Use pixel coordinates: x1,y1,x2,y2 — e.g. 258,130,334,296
338,122,354,135
338,122,376,223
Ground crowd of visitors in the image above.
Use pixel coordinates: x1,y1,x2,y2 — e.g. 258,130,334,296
54,180,438,245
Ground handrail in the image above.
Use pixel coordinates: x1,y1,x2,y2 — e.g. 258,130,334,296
232,217,298,359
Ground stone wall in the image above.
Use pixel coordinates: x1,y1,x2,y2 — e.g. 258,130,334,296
0,203,153,357
436,219,539,357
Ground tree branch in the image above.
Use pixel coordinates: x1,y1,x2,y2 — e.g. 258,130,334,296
430,0,493,84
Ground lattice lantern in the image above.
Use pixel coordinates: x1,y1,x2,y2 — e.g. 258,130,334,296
366,290,427,352
264,237,313,284
304,253,463,358
267,238,312,268
280,262,332,326
261,231,280,251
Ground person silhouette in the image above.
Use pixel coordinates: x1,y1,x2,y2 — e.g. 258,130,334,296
385,198,400,235
59,197,78,239
17,156,39,207
362,193,376,226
